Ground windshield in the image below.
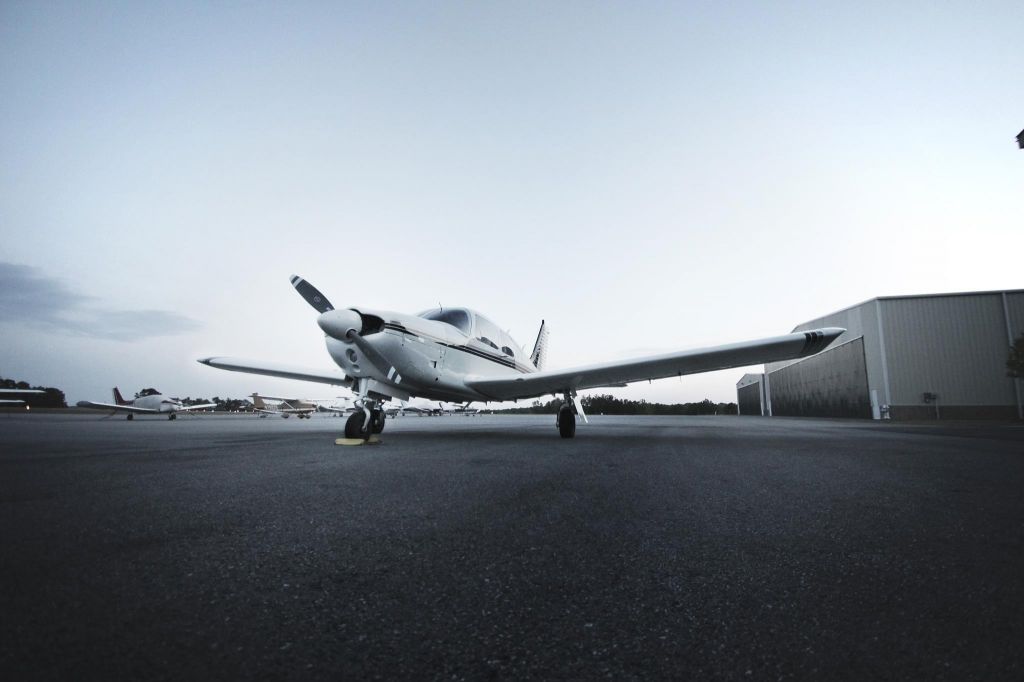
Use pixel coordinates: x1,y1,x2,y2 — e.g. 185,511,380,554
418,308,471,335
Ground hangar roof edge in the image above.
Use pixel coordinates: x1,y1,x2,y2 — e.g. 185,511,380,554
791,288,1024,331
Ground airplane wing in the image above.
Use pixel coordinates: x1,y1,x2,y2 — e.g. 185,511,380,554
198,357,353,387
1,389,43,405
176,403,217,411
466,327,845,401
76,401,159,414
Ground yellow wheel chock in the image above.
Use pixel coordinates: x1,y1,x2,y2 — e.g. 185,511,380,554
334,435,382,446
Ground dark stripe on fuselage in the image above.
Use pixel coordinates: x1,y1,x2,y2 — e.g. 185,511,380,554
381,323,530,373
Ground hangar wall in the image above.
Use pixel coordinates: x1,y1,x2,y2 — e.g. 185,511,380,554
881,294,1019,419
746,289,1024,421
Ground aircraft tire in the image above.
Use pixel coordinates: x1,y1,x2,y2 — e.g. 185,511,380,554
169,413,176,420
557,405,576,438
127,414,133,421
345,411,366,439
371,410,386,434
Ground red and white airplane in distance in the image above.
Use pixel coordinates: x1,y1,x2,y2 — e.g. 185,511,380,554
77,388,216,420
201,275,844,440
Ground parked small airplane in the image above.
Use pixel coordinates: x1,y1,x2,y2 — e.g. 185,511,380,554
77,388,216,420
394,399,445,416
200,275,844,440
250,393,317,418
0,388,44,406
250,393,351,418
394,400,480,417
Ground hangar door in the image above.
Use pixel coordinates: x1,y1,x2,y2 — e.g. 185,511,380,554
768,337,871,418
738,381,763,415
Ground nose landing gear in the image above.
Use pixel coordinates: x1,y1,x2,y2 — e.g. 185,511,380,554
343,405,386,439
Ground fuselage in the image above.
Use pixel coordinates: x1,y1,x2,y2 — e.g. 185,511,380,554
325,307,536,403
127,393,184,413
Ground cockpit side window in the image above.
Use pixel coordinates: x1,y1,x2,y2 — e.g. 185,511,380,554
474,315,505,353
501,346,515,358
418,308,471,335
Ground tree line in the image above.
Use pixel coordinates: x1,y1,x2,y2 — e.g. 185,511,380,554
503,394,738,416
180,396,254,412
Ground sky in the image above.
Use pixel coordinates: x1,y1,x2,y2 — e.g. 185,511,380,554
2,1,1022,405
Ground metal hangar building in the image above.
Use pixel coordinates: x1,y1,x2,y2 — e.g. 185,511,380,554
737,289,1024,420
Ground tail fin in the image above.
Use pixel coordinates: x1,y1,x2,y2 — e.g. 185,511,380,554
530,320,549,371
250,393,266,409
112,387,130,405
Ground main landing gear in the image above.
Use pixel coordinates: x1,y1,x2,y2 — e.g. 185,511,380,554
126,414,133,421
556,390,587,439
168,413,177,420
557,404,575,438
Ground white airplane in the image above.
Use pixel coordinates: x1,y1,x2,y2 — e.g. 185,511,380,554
77,388,216,420
199,275,844,440
0,388,45,406
394,399,446,416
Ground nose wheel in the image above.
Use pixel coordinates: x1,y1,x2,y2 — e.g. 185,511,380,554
344,408,386,439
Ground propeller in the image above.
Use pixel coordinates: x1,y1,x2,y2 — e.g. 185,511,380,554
290,275,334,314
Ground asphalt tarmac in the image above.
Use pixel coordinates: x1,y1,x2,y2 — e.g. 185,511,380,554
1,412,1022,680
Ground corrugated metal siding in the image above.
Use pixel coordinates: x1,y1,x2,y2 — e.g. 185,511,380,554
737,382,763,416
881,294,1016,406
1006,292,1024,340
767,337,871,418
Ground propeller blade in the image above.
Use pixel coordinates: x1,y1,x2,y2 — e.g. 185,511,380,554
290,275,334,313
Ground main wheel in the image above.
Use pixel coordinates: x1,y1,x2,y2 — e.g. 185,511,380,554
345,411,367,439
168,413,176,420
371,410,386,434
557,404,576,438
126,413,134,421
